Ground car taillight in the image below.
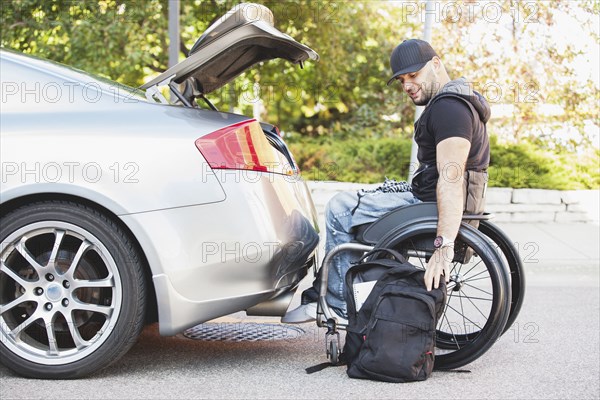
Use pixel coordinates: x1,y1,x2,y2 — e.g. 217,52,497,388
195,119,293,175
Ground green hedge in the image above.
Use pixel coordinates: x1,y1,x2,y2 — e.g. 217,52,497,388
288,136,412,183
287,135,599,190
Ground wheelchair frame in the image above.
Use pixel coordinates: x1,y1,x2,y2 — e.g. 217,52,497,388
315,202,525,368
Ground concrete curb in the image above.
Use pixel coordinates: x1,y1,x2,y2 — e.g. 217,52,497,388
306,181,599,223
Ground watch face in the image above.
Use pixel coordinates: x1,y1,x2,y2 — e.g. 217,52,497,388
434,236,443,248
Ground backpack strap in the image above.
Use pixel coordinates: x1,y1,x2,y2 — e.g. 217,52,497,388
305,362,341,374
359,248,407,264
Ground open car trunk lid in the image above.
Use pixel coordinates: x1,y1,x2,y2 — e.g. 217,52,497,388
141,3,319,94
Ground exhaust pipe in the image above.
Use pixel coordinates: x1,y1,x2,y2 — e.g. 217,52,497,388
246,290,296,317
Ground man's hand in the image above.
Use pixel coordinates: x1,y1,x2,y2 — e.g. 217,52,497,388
424,246,453,291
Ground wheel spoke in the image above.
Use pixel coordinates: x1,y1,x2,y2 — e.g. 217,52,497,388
461,289,490,320
441,288,456,323
63,240,92,279
0,261,35,289
463,268,490,282
450,260,460,275
455,255,465,277
441,311,461,349
409,239,426,270
44,315,59,356
464,274,491,283
47,230,66,268
439,289,458,342
454,294,492,302
72,276,114,289
460,258,485,279
9,309,43,340
72,301,112,316
446,303,483,330
15,238,45,274
458,288,468,334
64,311,90,350
463,282,493,297
0,293,34,314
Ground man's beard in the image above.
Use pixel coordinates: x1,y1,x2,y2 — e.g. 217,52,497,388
411,68,439,106
412,93,430,106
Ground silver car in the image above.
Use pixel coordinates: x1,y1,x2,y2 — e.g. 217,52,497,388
0,3,319,378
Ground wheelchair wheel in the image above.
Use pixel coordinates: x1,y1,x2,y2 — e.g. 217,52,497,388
478,221,525,333
374,221,511,370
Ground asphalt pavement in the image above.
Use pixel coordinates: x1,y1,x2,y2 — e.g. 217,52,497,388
1,221,599,399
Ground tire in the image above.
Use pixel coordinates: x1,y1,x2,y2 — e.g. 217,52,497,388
0,201,146,379
374,221,511,370
478,221,525,333
328,339,339,365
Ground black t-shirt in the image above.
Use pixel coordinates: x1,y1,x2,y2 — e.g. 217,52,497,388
412,96,490,201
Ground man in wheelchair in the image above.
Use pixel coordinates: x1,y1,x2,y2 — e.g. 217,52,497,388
283,39,490,323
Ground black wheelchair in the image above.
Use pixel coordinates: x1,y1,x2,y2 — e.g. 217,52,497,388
316,202,525,370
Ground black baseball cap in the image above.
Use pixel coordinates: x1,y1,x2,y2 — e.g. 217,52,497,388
387,39,438,86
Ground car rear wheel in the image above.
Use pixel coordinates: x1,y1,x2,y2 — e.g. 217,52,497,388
0,201,146,379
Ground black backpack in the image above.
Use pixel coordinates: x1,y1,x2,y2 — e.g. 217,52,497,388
342,248,446,382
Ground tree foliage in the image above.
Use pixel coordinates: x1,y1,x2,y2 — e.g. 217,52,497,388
430,0,599,151
1,1,598,186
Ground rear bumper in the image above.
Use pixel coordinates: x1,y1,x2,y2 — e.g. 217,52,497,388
121,172,318,335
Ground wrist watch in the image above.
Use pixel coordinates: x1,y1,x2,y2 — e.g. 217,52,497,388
433,235,454,249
